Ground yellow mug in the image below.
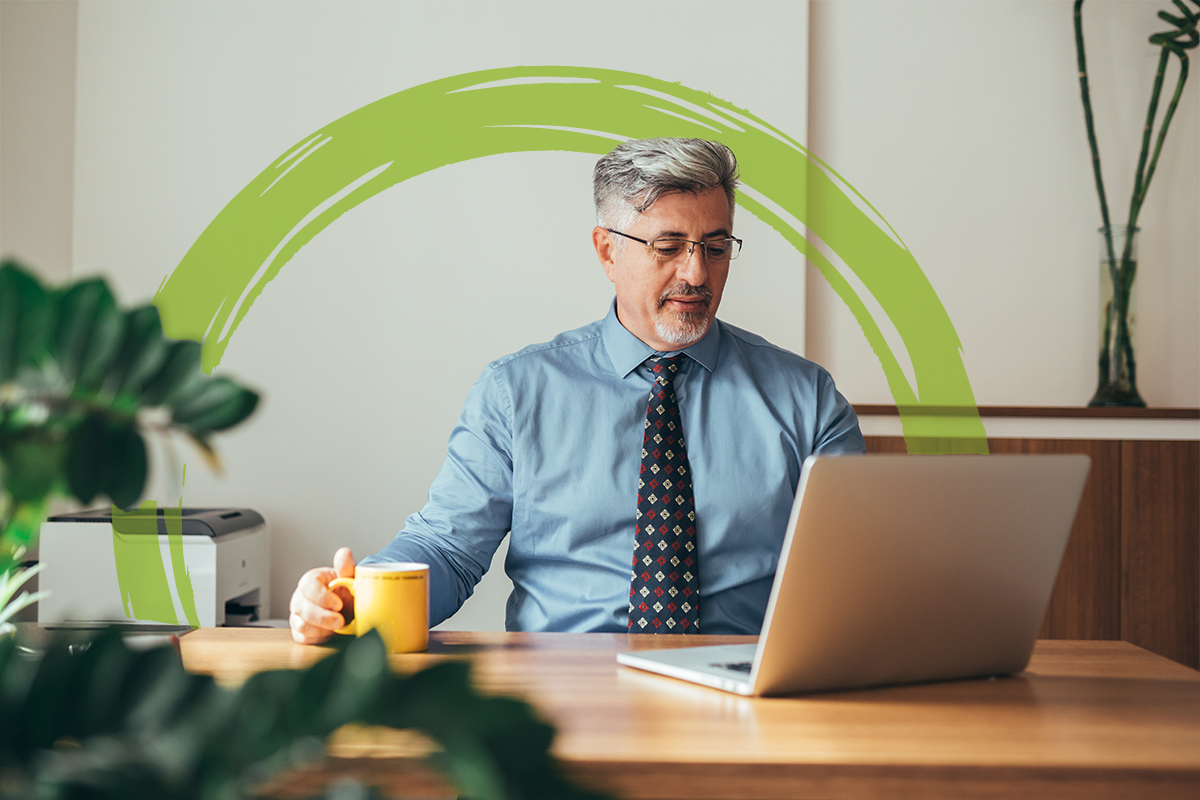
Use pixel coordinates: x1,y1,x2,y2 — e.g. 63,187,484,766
329,562,430,653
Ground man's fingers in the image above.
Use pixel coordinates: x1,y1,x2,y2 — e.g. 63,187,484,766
297,567,343,611
290,586,346,630
333,547,356,578
290,612,335,644
289,553,357,646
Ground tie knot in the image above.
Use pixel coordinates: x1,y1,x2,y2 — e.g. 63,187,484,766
649,355,683,383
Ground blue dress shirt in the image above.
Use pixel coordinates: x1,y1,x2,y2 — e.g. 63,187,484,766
365,301,865,634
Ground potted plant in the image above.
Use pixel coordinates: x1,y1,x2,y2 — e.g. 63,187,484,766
1073,0,1198,406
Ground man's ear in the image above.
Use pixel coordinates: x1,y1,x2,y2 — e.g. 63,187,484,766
592,226,618,283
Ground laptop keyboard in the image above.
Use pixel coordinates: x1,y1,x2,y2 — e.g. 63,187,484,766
710,661,753,673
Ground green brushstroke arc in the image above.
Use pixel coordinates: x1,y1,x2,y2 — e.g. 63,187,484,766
111,501,178,625
166,499,201,628
154,66,985,451
111,500,201,627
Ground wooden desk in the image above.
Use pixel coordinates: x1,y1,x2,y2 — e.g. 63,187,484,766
180,628,1200,800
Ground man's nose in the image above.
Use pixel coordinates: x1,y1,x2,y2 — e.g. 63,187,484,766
674,245,708,286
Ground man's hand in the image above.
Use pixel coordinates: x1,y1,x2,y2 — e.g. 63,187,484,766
289,547,356,644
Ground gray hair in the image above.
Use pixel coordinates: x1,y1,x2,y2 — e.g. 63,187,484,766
593,138,739,229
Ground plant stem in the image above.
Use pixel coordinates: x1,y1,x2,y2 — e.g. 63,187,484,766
1114,43,1190,389
1074,0,1118,284
1115,249,1137,386
1131,50,1190,230
1127,47,1169,234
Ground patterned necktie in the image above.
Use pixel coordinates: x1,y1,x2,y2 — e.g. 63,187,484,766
629,355,699,633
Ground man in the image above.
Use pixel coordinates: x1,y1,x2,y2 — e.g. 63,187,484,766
290,137,864,643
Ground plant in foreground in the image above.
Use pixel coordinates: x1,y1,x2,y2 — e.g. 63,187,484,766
0,627,609,800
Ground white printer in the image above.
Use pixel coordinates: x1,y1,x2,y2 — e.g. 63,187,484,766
38,508,269,628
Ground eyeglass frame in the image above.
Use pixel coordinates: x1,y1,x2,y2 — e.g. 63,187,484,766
603,228,743,263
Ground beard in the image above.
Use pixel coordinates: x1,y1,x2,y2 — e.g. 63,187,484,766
653,283,715,347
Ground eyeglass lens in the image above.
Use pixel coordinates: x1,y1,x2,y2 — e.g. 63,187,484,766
651,239,741,261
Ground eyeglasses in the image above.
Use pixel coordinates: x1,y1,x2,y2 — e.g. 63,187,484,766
605,228,742,263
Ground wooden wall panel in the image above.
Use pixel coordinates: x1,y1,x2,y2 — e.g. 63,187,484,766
863,437,1122,642
863,436,907,454
988,439,1122,641
1120,440,1200,669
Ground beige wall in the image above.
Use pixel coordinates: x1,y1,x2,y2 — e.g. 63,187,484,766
0,0,76,282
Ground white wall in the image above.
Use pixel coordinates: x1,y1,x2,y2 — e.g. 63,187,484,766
0,0,76,282
69,0,810,630
808,0,1199,408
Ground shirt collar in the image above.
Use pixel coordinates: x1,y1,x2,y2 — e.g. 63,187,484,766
601,298,721,378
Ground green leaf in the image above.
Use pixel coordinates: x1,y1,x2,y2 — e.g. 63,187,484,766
101,423,148,509
19,631,80,752
66,414,106,505
108,305,170,398
171,377,259,433
0,260,52,383
54,277,123,388
69,629,140,738
0,499,47,572
116,645,189,729
140,339,204,407
65,417,148,508
0,562,44,618
0,436,66,503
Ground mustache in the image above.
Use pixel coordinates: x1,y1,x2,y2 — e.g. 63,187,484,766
658,283,713,308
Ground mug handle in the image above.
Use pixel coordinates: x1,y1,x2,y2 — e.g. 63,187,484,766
328,576,356,635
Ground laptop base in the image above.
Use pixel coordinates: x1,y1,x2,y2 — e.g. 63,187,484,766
617,643,757,695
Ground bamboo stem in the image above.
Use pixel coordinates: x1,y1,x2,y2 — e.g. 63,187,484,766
1126,47,1170,234
1073,0,1118,278
1133,50,1190,224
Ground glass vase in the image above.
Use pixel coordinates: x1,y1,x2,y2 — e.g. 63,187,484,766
1089,225,1145,407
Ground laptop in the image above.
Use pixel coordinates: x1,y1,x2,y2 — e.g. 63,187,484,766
617,453,1091,696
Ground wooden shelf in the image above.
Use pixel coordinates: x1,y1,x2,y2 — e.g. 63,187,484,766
854,405,1200,420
